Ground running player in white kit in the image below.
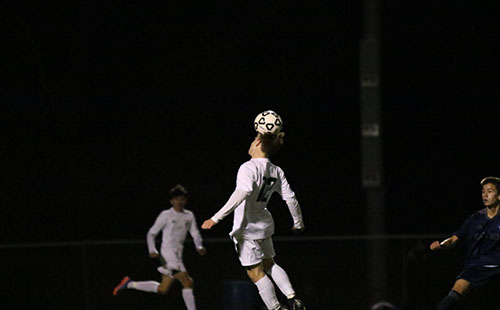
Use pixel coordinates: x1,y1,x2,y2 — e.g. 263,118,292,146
113,185,206,310
202,132,306,310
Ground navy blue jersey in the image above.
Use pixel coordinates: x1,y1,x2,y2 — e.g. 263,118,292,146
455,208,500,267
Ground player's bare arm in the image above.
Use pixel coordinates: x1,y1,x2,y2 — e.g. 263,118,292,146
430,235,459,251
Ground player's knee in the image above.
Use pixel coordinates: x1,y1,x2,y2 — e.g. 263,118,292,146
246,272,260,283
263,258,275,273
246,267,265,283
183,276,194,288
452,279,472,295
157,285,170,295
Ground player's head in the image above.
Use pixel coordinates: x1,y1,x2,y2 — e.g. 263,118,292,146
169,184,188,209
480,176,500,191
480,176,500,207
370,301,397,310
249,132,285,158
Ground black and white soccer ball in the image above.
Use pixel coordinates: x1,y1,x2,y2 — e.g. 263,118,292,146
254,110,283,135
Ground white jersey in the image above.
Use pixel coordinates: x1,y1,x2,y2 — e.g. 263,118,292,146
213,157,303,240
147,208,204,255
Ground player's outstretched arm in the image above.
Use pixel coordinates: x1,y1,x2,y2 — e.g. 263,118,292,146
429,235,459,251
201,189,249,230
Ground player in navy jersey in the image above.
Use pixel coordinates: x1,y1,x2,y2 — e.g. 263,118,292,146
201,132,306,310
113,185,206,310
429,176,500,310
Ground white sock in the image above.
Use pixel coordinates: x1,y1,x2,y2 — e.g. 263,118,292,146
128,281,160,293
254,275,280,310
182,288,196,310
266,263,295,299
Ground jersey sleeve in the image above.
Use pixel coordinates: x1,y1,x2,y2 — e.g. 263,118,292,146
277,168,304,229
285,198,304,229
211,189,250,223
277,167,295,201
146,211,167,254
454,213,475,240
210,163,253,223
235,163,256,192
188,213,204,250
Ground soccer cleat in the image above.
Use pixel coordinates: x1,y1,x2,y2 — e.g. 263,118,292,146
113,276,131,296
287,298,306,310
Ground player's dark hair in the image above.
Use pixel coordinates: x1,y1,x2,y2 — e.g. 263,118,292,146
480,176,500,192
258,132,284,157
169,184,188,199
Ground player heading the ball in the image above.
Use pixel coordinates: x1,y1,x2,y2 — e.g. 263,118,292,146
202,110,306,310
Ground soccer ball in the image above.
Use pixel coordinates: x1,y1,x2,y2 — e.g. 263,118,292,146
254,110,283,135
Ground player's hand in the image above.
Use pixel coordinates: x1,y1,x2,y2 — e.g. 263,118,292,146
197,247,207,256
429,241,441,251
292,226,305,233
201,219,217,230
149,252,159,259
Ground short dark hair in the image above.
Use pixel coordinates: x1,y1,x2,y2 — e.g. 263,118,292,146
480,176,500,192
169,184,188,199
258,132,284,157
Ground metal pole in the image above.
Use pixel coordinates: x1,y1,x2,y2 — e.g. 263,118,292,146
360,0,387,306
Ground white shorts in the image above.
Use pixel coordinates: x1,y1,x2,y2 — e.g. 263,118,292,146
157,248,186,277
233,237,276,267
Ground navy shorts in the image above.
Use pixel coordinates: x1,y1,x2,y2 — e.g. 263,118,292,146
457,265,500,287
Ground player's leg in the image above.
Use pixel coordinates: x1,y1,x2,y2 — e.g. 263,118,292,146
125,256,175,295
237,238,281,310
113,276,161,295
174,271,196,310
437,279,471,310
113,250,177,296
157,274,176,295
156,248,184,295
246,262,281,310
263,258,305,309
261,239,306,310
451,278,472,295
174,271,194,288
263,257,295,298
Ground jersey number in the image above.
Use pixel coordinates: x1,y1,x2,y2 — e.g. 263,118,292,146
257,177,277,202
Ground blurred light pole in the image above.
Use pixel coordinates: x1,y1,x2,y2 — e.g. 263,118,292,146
360,0,388,306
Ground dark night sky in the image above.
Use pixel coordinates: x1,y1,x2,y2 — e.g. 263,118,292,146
2,1,500,244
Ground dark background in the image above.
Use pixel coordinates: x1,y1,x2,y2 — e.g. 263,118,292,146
2,1,500,309
2,1,362,243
